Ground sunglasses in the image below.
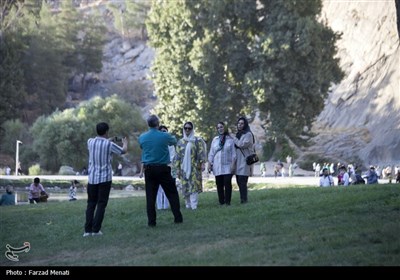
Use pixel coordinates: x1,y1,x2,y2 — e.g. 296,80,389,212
184,127,193,130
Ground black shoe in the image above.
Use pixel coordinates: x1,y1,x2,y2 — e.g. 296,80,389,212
174,216,183,224
148,223,156,227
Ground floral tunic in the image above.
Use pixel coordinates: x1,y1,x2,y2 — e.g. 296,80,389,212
175,137,207,197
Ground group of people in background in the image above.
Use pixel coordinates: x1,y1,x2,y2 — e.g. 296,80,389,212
318,163,389,187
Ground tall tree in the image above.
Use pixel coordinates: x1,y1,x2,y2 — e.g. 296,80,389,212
108,0,151,40
246,0,344,140
55,0,81,73
147,0,343,145
76,10,107,90
22,1,67,123
0,0,27,132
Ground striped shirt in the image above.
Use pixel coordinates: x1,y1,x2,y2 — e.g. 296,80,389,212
87,137,124,184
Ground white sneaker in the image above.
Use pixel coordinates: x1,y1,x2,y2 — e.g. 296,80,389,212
185,204,191,209
92,231,103,236
83,232,92,237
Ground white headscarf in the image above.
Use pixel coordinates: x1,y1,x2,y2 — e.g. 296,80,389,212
182,123,196,180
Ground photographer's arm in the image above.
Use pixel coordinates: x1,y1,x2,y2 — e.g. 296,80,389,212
121,137,128,154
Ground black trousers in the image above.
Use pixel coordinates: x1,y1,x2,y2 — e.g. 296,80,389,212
215,174,233,205
85,181,111,233
235,175,249,203
144,165,182,226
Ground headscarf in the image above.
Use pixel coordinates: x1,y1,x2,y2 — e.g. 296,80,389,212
182,122,196,180
216,122,227,152
235,117,253,149
235,117,251,140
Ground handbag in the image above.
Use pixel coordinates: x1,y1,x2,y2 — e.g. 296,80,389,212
240,148,259,165
246,153,259,165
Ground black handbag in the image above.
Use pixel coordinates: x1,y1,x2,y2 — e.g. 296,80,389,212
240,149,259,165
246,153,259,165
239,132,259,165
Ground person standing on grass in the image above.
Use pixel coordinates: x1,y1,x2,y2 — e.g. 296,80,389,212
139,115,183,227
208,121,236,206
175,121,207,210
337,165,350,186
231,117,254,204
83,122,128,237
319,167,334,187
156,125,177,210
69,180,79,201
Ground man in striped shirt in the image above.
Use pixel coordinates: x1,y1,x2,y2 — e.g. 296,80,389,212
83,122,128,237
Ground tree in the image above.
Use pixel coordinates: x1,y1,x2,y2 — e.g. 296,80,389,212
108,0,151,40
21,1,67,123
0,31,26,131
146,0,343,146
76,11,107,90
246,0,344,140
55,0,81,73
0,0,27,132
0,119,29,156
30,95,147,173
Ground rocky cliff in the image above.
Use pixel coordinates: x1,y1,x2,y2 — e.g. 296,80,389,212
301,0,400,167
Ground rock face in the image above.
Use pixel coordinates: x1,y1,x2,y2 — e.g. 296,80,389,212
304,0,400,167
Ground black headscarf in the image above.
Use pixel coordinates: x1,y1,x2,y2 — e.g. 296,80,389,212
236,117,251,140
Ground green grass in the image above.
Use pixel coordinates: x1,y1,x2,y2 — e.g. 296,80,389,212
1,184,399,266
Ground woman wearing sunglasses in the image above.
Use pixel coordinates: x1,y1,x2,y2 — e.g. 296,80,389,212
175,122,207,210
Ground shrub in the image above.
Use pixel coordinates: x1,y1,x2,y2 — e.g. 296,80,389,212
28,164,41,175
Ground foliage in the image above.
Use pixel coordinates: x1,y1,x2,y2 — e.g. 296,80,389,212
108,0,151,40
108,80,153,107
147,0,344,144
273,137,297,162
0,119,29,156
29,95,147,173
28,163,41,175
0,31,26,131
0,0,107,128
262,139,276,161
147,0,257,142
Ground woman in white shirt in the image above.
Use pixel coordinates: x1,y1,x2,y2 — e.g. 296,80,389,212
208,122,236,205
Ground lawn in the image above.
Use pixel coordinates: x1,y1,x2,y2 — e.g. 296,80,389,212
1,183,399,268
